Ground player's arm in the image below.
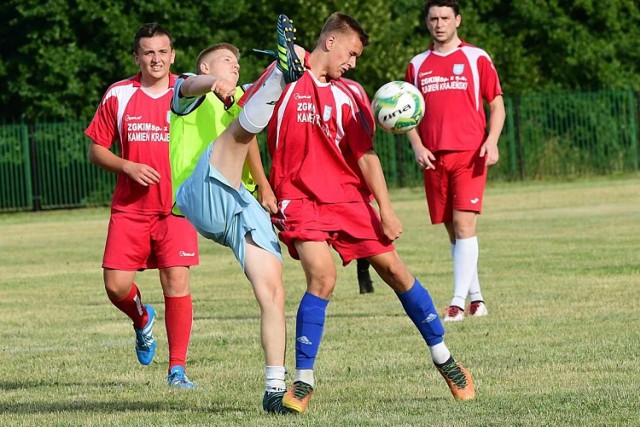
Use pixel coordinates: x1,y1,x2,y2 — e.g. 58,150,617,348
246,138,277,214
407,129,436,170
480,95,505,166
357,150,403,241
178,74,236,100
88,141,160,186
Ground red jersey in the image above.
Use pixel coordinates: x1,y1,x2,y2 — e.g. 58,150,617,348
265,72,373,203
405,41,502,152
85,72,177,215
341,78,375,136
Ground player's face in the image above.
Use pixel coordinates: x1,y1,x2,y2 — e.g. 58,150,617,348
426,6,461,44
203,49,240,86
134,34,175,81
326,31,363,80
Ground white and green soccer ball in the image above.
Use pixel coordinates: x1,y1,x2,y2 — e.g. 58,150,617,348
371,81,425,134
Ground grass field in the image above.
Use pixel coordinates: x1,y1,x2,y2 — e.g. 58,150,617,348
1,175,639,426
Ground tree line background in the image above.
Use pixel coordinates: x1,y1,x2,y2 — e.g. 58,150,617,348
1,0,639,122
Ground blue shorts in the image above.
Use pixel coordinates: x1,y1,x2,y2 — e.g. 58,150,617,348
176,143,282,269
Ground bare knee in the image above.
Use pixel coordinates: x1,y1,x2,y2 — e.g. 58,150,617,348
103,269,135,300
307,271,336,299
370,253,413,292
160,267,191,297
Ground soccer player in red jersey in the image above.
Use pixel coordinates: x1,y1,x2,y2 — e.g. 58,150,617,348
405,0,505,322
85,23,199,388
244,12,476,413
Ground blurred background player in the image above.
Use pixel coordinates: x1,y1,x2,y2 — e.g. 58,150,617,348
405,0,505,322
248,12,475,414
85,23,199,387
169,37,296,413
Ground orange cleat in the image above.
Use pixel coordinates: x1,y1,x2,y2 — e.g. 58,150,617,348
282,381,314,413
436,358,476,400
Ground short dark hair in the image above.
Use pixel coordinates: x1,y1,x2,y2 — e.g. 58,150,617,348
133,23,174,53
195,43,240,74
319,12,369,47
424,0,460,17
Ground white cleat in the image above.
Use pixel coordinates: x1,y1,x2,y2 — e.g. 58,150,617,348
443,305,465,322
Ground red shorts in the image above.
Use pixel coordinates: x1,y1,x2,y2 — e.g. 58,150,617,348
272,198,394,265
103,211,199,270
423,149,487,224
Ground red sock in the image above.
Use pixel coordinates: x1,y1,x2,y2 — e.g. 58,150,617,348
109,283,148,329
164,294,193,371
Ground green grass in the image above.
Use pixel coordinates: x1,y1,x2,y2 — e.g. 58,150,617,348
1,175,639,426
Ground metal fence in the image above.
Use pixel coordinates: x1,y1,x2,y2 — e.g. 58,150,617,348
1,90,638,212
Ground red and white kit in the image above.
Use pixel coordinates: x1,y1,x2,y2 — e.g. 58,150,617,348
405,41,502,153
86,72,177,215
406,41,502,222
86,72,198,269
244,69,393,263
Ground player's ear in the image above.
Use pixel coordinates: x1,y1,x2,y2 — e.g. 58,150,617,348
325,34,336,51
170,49,176,65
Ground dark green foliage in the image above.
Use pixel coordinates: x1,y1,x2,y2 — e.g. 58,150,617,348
0,0,639,120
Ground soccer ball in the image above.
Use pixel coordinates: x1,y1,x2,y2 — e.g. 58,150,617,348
371,81,425,134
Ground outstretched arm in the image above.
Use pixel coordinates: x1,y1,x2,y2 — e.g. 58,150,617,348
178,74,236,100
357,150,403,241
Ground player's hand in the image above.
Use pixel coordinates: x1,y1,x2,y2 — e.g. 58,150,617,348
257,184,278,214
413,146,436,170
123,161,160,186
211,79,237,102
380,209,403,241
480,140,500,166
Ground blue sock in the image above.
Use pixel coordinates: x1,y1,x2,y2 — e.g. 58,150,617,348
396,278,445,346
295,292,329,370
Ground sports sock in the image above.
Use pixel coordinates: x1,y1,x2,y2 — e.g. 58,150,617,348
164,294,193,371
428,342,451,365
295,292,329,370
451,237,479,309
108,283,147,329
294,369,315,388
265,365,287,393
239,63,286,133
396,278,445,346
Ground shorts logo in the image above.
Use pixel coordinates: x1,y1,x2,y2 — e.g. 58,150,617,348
453,64,465,75
470,198,479,204
179,251,195,257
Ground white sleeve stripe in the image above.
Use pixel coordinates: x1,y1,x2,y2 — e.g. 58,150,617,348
461,46,491,111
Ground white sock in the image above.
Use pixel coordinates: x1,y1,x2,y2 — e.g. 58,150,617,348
265,365,286,393
294,369,315,388
468,268,484,303
239,65,287,134
453,242,484,303
429,342,451,365
450,237,478,309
